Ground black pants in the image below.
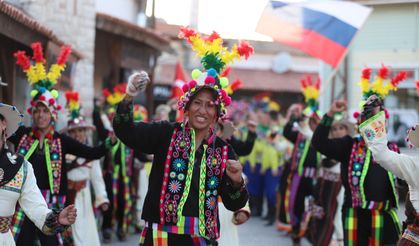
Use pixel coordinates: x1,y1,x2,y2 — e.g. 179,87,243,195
16,217,59,246
102,172,126,232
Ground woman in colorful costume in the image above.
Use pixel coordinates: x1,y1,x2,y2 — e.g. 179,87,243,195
61,91,109,246
279,76,321,245
0,103,77,246
11,42,112,246
95,84,147,242
308,119,352,246
113,27,252,245
359,94,419,245
312,65,407,245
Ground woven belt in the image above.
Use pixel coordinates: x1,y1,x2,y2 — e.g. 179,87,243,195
0,216,12,233
401,224,419,245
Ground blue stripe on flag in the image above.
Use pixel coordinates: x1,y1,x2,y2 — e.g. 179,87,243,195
270,1,357,47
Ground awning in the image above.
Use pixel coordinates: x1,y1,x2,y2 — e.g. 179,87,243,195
155,63,317,93
96,12,173,54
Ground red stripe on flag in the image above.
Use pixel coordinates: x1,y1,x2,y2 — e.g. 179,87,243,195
257,13,346,67
280,29,346,67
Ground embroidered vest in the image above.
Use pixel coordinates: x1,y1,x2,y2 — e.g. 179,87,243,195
348,136,398,209
290,134,320,176
17,133,63,194
159,126,228,240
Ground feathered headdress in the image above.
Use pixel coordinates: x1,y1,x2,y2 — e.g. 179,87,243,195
359,64,406,100
62,91,95,132
177,26,254,120
102,83,127,118
354,65,407,120
300,75,321,117
133,104,148,122
14,42,72,119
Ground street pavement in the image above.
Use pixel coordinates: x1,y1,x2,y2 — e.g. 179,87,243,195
106,217,310,246
106,203,406,245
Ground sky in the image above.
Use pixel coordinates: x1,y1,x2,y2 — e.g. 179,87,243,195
146,0,275,40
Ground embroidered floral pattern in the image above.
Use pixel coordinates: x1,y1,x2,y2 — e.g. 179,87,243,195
159,125,229,240
168,180,182,193
207,177,219,189
206,197,217,209
364,128,376,141
172,158,186,172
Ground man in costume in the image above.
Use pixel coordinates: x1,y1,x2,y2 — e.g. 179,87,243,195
312,65,407,245
95,84,148,242
11,42,112,246
308,118,352,246
113,27,252,245
359,94,419,245
61,91,109,246
279,76,321,245
0,103,77,246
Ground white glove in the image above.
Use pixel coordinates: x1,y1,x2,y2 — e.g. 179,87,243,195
126,71,150,96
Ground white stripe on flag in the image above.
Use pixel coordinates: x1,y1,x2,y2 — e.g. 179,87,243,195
302,0,372,28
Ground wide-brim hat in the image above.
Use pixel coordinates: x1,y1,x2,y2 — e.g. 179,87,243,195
60,117,95,133
0,103,24,138
406,124,419,148
331,118,355,137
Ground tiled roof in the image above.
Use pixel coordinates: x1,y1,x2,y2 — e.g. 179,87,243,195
96,12,173,54
0,1,83,58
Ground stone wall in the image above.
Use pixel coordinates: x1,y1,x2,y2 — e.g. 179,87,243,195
19,0,96,125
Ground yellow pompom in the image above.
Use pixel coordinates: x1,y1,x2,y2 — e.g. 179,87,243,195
30,90,38,98
219,77,229,88
192,69,201,79
51,90,59,98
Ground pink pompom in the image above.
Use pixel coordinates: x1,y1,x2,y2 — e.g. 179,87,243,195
182,83,190,92
27,108,32,114
353,111,360,119
220,89,227,98
384,109,390,119
189,80,197,88
57,104,62,111
49,98,55,105
39,95,46,101
205,76,215,85
30,100,35,106
225,96,232,106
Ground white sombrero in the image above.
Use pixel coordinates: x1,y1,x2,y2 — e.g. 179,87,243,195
0,103,24,138
406,124,419,148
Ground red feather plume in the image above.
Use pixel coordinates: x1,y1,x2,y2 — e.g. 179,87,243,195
378,64,389,79
416,81,419,92
230,79,242,91
14,51,31,71
236,41,254,60
178,26,197,42
220,67,231,77
362,68,371,80
31,42,45,63
102,88,111,98
57,45,72,65
204,31,221,43
390,71,407,87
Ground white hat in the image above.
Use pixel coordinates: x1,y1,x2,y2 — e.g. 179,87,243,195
0,103,24,138
406,124,419,148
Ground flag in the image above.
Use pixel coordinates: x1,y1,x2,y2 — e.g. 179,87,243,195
171,61,187,98
256,0,372,67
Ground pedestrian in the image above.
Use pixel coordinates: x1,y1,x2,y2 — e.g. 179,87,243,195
359,94,419,245
308,118,352,246
11,42,113,246
311,65,407,245
113,26,252,245
95,84,147,242
61,91,110,246
0,103,77,246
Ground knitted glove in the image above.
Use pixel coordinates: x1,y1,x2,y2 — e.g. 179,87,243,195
126,71,150,97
